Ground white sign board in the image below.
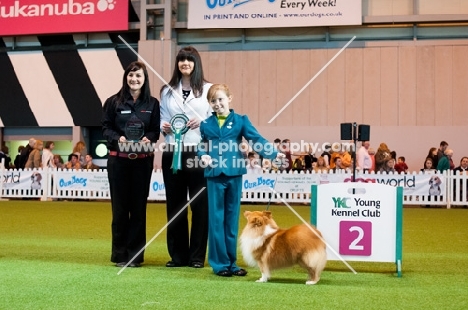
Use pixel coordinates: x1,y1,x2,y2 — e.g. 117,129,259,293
311,183,403,276
188,0,362,29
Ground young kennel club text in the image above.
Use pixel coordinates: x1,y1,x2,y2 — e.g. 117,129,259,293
331,197,381,218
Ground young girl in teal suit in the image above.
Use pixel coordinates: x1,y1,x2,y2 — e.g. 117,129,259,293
198,84,283,277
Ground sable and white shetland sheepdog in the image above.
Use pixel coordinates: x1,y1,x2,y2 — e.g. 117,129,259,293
240,210,327,285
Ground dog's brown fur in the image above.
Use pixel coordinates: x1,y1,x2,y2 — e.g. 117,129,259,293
240,210,327,285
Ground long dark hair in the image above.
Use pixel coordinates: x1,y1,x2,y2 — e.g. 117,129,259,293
116,61,151,104
161,46,207,98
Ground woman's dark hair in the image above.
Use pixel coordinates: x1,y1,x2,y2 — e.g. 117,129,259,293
45,141,54,149
161,46,207,98
116,61,151,104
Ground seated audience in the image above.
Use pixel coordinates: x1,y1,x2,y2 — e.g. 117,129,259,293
54,155,64,169
331,157,348,173
313,156,329,173
379,158,396,174
246,152,262,174
421,157,436,173
394,156,408,174
292,155,304,173
453,157,468,203
65,153,82,170
83,154,100,170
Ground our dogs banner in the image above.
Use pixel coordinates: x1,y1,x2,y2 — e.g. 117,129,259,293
241,172,445,197
0,170,445,199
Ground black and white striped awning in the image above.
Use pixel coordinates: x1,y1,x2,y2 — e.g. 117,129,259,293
0,33,139,127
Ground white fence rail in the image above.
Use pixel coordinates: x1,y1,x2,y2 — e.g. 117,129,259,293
1,164,467,208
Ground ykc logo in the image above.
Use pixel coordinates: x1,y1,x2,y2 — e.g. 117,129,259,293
332,197,351,208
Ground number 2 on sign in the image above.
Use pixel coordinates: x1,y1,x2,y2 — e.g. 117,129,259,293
348,226,364,250
339,221,372,256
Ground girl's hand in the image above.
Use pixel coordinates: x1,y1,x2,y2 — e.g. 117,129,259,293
201,155,212,165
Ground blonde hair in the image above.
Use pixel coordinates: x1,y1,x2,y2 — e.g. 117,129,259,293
73,141,86,153
207,84,232,102
34,139,43,148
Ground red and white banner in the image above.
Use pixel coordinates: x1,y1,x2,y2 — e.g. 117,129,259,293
0,0,128,36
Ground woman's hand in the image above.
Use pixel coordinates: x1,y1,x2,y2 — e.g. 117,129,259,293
119,136,127,143
162,121,172,134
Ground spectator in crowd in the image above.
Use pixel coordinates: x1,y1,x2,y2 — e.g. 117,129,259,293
13,145,25,169
271,138,282,168
18,138,36,169
437,149,453,172
261,158,272,173
331,156,346,173
368,147,376,172
25,139,43,169
375,143,392,172
65,153,82,170
304,143,317,173
0,145,11,168
437,141,448,164
454,157,468,174
72,141,87,166
314,156,329,173
380,158,396,174
340,147,352,169
246,152,263,174
270,138,282,172
292,155,304,173
53,154,64,169
453,157,468,204
329,148,340,170
426,147,438,169
321,149,331,168
421,157,436,173
421,157,437,208
83,154,100,170
42,141,56,169
449,155,455,170
394,156,409,174
280,139,293,173
356,141,372,172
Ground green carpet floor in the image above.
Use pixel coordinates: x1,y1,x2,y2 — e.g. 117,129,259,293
0,201,467,309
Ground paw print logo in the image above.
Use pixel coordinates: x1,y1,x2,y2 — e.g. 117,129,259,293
97,0,115,12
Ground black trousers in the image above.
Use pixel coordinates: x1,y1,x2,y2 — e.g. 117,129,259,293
162,148,208,265
107,155,153,263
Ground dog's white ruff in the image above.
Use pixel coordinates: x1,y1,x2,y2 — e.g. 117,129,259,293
240,224,277,267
